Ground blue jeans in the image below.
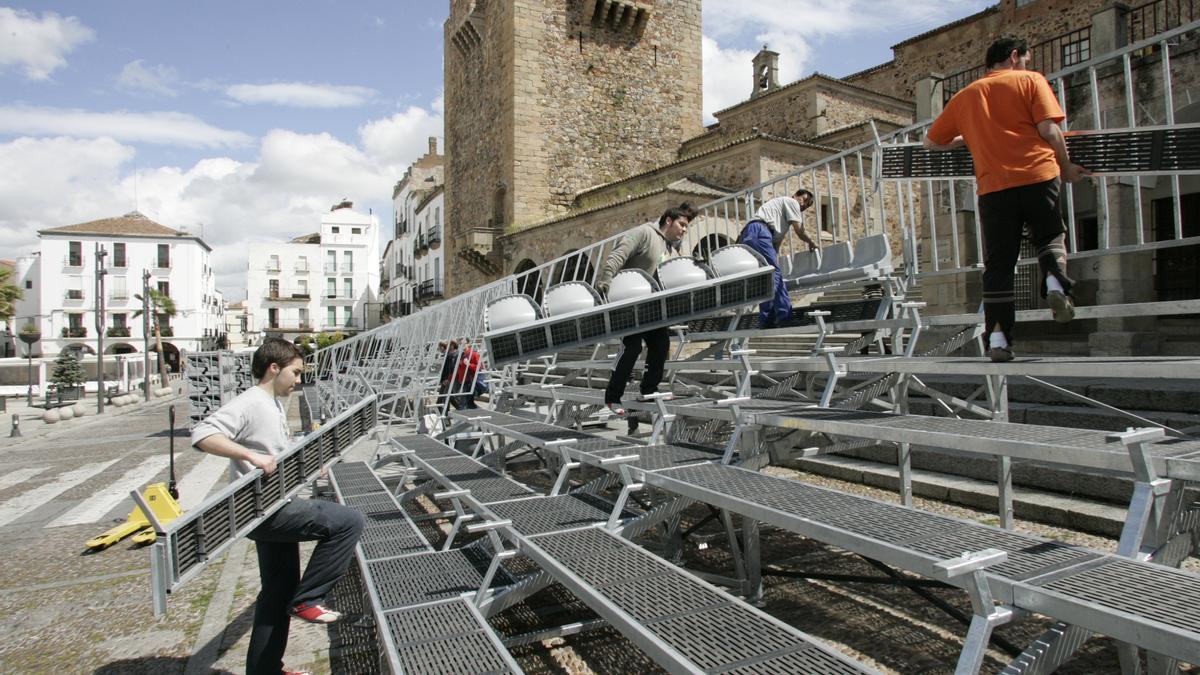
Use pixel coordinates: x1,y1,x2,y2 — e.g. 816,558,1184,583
738,220,792,327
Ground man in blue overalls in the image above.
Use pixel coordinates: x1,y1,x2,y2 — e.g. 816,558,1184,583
737,189,816,328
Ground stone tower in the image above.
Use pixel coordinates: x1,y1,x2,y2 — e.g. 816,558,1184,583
443,0,704,294
751,44,779,98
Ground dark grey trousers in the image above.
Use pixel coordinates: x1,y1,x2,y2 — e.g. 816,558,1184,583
244,498,364,675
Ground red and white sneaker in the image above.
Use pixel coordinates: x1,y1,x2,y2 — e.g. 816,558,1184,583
289,602,344,624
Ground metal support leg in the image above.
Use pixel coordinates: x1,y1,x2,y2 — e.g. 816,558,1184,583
808,310,830,354
743,518,762,604
817,348,845,408
934,548,1013,675
897,442,913,507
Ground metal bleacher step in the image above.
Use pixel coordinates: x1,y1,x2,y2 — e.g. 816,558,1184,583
789,454,1129,536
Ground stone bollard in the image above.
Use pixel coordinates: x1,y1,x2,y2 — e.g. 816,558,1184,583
72,404,86,418
58,406,75,420
42,409,60,424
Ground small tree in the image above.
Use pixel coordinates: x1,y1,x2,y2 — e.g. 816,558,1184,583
133,288,177,387
0,266,22,321
51,351,86,390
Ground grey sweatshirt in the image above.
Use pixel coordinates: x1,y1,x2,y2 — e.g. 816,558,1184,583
596,222,678,291
190,386,292,477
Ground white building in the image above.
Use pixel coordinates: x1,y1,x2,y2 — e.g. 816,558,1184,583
412,186,446,308
224,300,252,350
387,137,443,319
18,211,222,368
245,201,380,338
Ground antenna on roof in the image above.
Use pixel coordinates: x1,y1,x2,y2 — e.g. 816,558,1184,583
134,168,139,212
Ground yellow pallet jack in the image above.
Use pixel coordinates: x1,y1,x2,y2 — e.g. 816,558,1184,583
86,405,184,550
86,482,181,549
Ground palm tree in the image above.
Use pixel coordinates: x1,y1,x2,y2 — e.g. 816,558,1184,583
0,266,22,322
133,288,176,388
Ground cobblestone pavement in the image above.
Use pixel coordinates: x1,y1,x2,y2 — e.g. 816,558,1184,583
1,395,1198,674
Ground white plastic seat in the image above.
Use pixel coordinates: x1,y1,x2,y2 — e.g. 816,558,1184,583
824,234,893,283
813,242,853,275
655,256,711,290
708,244,765,277
781,250,820,280
542,281,601,317
485,294,541,332
606,269,658,303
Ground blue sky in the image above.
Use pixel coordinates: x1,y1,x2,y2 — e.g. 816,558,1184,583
0,1,991,299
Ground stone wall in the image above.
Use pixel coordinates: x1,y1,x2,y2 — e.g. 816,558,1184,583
444,0,703,297
711,76,914,141
848,0,1113,103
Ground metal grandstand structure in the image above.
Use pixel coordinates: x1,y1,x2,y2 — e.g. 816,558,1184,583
147,21,1200,674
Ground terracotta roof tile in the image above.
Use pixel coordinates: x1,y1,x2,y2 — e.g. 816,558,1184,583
39,211,183,237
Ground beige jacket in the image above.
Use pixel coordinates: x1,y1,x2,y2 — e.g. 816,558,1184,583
595,222,678,292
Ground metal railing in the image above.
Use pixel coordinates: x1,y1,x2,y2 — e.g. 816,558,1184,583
306,20,1200,422
61,326,87,338
107,326,131,338
264,288,311,301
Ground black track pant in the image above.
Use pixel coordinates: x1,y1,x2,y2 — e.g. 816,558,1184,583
979,177,1073,344
244,498,365,675
605,327,671,405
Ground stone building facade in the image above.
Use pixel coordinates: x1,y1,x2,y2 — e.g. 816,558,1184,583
444,0,704,296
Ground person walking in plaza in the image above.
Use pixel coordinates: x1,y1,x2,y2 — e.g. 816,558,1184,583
192,338,364,675
737,188,816,328
924,35,1090,362
595,202,695,433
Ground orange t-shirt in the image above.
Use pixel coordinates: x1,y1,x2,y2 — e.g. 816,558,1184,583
927,69,1065,195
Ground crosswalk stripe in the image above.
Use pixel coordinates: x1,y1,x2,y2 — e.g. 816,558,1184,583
0,459,120,528
0,466,50,494
176,453,230,512
47,455,172,528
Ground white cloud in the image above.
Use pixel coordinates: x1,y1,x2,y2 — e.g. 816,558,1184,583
0,7,94,81
359,105,444,167
0,104,252,148
0,95,445,298
701,0,992,121
225,82,378,108
116,59,179,97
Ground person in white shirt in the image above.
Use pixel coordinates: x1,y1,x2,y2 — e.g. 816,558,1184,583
192,338,363,675
737,189,815,327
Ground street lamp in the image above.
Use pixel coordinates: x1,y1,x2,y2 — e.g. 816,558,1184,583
18,324,40,407
95,244,108,413
142,269,152,401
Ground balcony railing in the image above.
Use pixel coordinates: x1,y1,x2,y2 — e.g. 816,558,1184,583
106,326,131,338
266,260,281,272
264,288,312,302
64,289,84,301
154,259,171,270
63,255,83,268
267,322,312,332
61,326,87,338
109,289,130,302
428,226,442,245
294,262,310,273
158,326,174,337
418,278,444,300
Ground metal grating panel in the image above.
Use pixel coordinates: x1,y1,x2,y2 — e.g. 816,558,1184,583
487,493,621,535
362,534,431,560
636,300,663,325
588,444,721,471
718,279,746,305
385,600,518,675
665,293,692,318
550,320,579,346
648,602,819,672
518,327,548,354
596,572,728,623
1037,557,1200,633
395,434,463,460
492,334,520,361
579,313,607,339
369,548,512,609
720,646,866,675
907,528,1099,581
530,525,626,562
609,306,636,332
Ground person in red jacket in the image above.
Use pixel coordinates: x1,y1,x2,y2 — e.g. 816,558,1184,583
451,342,482,409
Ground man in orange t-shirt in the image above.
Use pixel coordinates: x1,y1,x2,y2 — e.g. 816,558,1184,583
925,35,1090,362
